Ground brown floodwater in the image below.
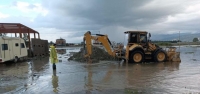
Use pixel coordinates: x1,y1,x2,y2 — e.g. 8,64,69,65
0,46,200,94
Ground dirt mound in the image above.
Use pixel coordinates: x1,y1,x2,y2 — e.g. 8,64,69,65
68,46,116,62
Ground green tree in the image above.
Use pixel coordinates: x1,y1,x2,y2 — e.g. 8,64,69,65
193,37,199,42
49,41,54,44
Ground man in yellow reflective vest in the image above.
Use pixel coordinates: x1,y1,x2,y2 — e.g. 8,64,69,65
50,44,58,70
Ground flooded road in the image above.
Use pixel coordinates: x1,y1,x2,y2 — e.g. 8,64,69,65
0,46,200,94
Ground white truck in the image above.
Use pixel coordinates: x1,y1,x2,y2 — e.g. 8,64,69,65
0,36,28,63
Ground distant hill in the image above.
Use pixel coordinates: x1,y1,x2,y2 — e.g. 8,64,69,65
151,33,200,42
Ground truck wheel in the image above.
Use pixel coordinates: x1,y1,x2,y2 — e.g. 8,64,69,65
14,57,18,63
130,51,144,63
154,50,167,62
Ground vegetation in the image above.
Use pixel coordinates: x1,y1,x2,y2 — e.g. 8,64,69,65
49,41,54,44
193,37,199,42
155,42,172,46
124,88,142,94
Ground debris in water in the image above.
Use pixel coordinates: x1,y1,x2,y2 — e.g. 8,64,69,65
191,59,197,61
185,52,194,54
68,46,116,62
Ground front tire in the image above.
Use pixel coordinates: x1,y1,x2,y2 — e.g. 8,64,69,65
130,51,144,63
154,50,167,62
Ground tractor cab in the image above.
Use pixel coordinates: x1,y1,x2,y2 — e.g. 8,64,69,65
124,31,149,48
124,31,166,63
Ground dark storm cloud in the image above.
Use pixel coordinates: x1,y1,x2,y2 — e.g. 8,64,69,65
167,17,200,32
38,0,185,29
33,0,200,42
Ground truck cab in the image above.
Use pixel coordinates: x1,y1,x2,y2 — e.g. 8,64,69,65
83,31,180,63
124,31,166,63
126,31,148,48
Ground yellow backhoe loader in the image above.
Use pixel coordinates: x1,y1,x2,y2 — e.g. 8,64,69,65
83,31,181,63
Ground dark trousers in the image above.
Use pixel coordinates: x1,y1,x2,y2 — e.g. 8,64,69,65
53,63,56,70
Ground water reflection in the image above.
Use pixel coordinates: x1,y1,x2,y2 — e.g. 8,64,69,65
0,61,29,77
31,57,49,72
56,49,66,54
2,46,199,93
52,70,59,92
123,62,180,91
0,61,29,93
83,61,180,92
102,65,114,82
85,65,93,93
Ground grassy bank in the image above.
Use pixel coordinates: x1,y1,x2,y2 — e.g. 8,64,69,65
154,42,200,46
154,42,172,46
171,42,200,46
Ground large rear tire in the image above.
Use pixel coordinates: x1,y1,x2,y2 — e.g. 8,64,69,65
154,50,167,62
130,51,144,63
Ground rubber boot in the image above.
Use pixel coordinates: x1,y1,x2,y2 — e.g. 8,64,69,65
53,63,56,70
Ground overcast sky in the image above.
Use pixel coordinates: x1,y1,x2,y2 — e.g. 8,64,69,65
0,0,200,43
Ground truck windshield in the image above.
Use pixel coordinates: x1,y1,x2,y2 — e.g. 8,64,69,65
140,34,147,43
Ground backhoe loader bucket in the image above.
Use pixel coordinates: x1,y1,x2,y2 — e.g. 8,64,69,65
166,47,181,62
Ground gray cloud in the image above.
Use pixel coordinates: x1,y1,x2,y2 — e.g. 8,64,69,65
8,0,200,43
12,1,37,10
38,0,188,29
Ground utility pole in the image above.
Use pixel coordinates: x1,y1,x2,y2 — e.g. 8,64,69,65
179,31,180,52
99,31,100,46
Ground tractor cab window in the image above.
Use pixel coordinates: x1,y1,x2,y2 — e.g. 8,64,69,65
129,33,137,43
140,34,147,43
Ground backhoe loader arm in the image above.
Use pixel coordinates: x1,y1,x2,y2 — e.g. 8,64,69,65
83,31,116,58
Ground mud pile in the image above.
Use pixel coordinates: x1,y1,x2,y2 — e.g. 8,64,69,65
68,46,116,62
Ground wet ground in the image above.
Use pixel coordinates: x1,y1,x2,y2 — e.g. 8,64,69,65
0,46,200,94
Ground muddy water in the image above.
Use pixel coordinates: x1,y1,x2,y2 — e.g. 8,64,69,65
0,46,200,94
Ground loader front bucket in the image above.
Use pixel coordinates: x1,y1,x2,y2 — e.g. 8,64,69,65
166,47,181,62
172,52,181,62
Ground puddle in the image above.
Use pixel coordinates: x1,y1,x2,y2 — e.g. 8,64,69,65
1,46,200,94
